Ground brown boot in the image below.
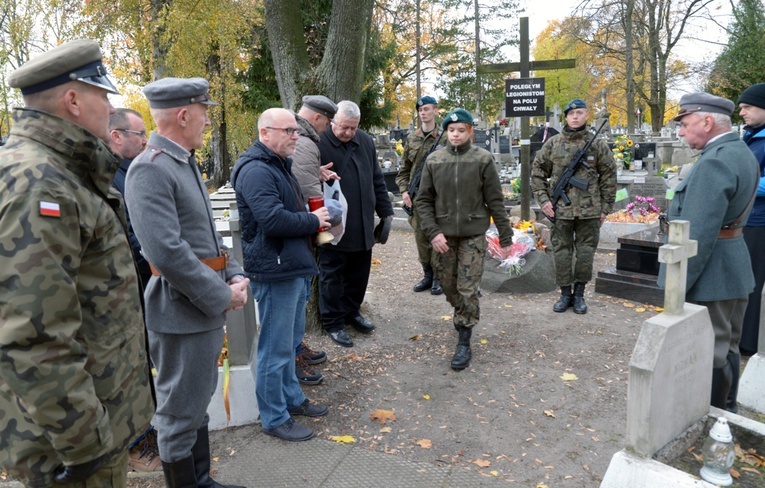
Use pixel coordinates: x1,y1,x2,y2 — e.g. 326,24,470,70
128,428,162,472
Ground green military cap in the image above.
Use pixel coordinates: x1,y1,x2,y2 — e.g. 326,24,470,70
8,39,119,96
143,77,218,109
441,108,473,130
674,92,735,121
302,95,337,118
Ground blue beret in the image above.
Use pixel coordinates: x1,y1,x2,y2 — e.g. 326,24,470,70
416,96,438,109
441,108,473,130
143,77,218,109
674,92,735,121
564,99,587,115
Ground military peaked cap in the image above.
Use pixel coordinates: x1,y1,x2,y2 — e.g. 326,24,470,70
143,77,218,109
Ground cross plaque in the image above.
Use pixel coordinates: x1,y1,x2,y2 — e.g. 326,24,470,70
657,220,698,315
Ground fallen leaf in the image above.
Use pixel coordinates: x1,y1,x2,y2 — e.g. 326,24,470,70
480,338,488,344
371,258,381,265
544,410,555,418
504,303,513,308
536,483,549,488
473,459,491,467
212,457,219,462
490,470,499,476
441,315,452,321
730,466,740,479
623,302,636,308
416,438,432,448
423,394,430,400
330,435,356,444
635,307,646,313
370,409,396,424
654,307,664,312
692,451,703,462
379,427,392,433
560,373,578,381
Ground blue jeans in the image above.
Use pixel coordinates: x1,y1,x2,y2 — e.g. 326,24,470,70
250,278,309,429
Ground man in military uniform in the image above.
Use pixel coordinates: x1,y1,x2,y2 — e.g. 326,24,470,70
396,95,443,295
0,39,154,487
532,98,617,314
125,77,249,488
659,92,759,412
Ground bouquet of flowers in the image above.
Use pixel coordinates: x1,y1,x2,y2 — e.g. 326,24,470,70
626,195,660,216
613,134,634,168
486,225,536,275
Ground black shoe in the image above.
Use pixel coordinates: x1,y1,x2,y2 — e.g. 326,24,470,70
263,418,315,442
413,263,434,292
288,399,329,418
299,341,327,365
328,329,354,347
349,315,375,333
430,277,443,295
296,355,324,385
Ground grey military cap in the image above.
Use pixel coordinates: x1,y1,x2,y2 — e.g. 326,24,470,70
9,39,119,96
674,92,735,121
302,95,337,119
143,77,218,109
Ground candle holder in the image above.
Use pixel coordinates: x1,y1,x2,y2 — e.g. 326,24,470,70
699,417,735,486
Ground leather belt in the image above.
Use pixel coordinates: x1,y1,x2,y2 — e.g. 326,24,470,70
149,249,230,276
718,227,743,239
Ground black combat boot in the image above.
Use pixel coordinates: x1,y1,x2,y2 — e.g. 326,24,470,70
711,361,733,410
725,351,740,414
450,326,472,370
572,282,587,314
162,456,198,488
553,285,573,313
413,263,433,292
192,425,245,488
431,276,443,295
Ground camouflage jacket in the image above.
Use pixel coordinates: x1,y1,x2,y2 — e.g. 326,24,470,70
531,124,617,220
395,127,441,193
415,139,513,246
0,109,153,486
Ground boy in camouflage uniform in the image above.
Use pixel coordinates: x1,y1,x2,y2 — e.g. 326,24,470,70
0,40,153,487
396,96,443,295
531,99,617,314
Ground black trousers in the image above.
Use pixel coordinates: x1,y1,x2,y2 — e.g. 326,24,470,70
319,247,372,331
741,226,765,355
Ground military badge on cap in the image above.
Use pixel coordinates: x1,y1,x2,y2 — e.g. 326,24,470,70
564,98,587,115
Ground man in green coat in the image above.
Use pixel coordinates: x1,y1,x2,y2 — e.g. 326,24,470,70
659,92,759,412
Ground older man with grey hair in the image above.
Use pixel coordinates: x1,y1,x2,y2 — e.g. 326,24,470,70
658,92,760,413
316,100,395,347
126,77,249,488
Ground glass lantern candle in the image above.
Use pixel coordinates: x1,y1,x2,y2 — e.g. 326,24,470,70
699,417,735,486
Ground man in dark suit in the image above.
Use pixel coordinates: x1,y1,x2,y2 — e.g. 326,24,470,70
659,92,759,412
316,100,395,347
126,77,249,487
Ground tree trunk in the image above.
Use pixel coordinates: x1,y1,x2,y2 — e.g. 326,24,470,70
264,0,312,109
624,0,635,133
150,0,170,79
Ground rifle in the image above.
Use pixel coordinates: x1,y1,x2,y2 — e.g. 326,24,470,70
402,132,444,216
548,119,608,223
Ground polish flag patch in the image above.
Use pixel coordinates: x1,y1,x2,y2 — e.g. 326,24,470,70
39,201,61,218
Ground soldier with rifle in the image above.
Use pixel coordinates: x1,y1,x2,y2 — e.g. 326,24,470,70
397,96,444,295
532,98,617,314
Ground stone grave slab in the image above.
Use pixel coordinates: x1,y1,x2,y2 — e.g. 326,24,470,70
595,227,664,306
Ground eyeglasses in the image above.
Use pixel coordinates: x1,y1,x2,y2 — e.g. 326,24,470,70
265,126,299,136
115,128,147,137
331,120,359,132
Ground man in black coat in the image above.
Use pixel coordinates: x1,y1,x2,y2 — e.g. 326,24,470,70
316,100,394,347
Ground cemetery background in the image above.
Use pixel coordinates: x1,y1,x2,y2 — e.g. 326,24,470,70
114,227,761,487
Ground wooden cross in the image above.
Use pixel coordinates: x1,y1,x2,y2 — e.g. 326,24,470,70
657,220,698,315
478,17,576,221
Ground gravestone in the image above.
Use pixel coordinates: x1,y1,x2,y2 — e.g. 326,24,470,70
601,221,719,487
737,288,765,414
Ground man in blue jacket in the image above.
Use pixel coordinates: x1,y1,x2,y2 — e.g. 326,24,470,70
659,92,759,412
737,83,765,359
231,108,332,442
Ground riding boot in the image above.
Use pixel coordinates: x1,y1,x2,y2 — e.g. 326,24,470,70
430,276,443,295
573,282,587,314
553,286,573,313
413,263,433,292
710,361,733,410
162,456,198,488
451,326,472,370
725,351,740,414
192,425,244,488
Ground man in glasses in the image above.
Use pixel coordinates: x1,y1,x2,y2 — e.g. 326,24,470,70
110,108,152,288
659,92,759,413
0,39,153,487
231,108,333,441
317,100,395,347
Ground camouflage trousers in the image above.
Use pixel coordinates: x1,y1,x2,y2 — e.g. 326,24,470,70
408,209,434,265
432,234,486,329
48,451,128,488
550,217,600,286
